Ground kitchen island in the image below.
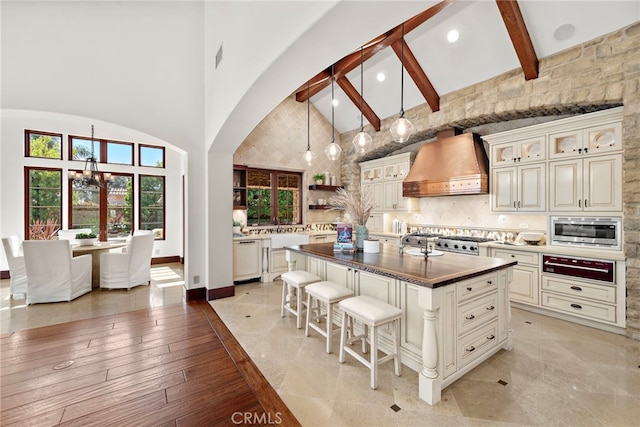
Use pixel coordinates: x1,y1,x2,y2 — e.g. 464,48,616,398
286,242,516,405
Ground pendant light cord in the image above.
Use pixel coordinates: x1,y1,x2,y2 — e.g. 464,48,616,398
400,23,405,118
307,80,311,151
359,47,364,131
331,64,335,143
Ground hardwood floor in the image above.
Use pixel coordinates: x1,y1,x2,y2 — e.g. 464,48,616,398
0,300,300,426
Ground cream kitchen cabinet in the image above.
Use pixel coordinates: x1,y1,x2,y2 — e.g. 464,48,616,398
368,233,401,247
490,248,539,305
490,135,546,167
548,121,622,159
233,240,262,281
549,154,622,212
491,162,545,212
363,181,384,212
309,233,336,244
360,153,414,213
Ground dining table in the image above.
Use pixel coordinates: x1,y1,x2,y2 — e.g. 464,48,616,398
72,241,128,288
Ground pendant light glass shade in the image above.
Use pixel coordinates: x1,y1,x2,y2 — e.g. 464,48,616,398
391,24,414,143
325,65,341,161
352,46,371,154
303,80,316,166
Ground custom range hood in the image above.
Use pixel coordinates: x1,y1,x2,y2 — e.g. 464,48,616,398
403,131,489,197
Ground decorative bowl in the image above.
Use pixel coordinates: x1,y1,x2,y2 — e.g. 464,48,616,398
519,232,544,245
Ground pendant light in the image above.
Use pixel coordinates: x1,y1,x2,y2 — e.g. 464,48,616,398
324,64,342,161
303,80,316,166
68,125,113,188
390,23,414,143
352,46,372,154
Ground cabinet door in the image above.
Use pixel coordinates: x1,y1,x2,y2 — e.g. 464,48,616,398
382,180,399,210
326,262,354,291
583,154,622,212
491,142,517,167
549,130,582,159
362,165,382,182
307,257,326,279
356,270,397,306
491,167,517,212
518,163,546,211
549,159,583,212
233,241,261,280
584,122,622,155
364,182,384,212
510,265,539,305
270,249,288,276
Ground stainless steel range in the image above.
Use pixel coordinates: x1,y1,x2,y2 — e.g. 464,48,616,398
400,232,442,248
434,236,494,256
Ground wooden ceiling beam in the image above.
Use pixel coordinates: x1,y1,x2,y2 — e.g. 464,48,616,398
495,0,539,80
294,0,455,102
391,38,440,112
336,75,382,131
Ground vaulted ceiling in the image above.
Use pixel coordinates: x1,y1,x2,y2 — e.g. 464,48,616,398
296,0,639,134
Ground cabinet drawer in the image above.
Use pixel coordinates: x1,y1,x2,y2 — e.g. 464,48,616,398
491,249,539,265
457,273,497,302
542,276,616,303
457,319,499,369
458,292,498,336
541,292,616,323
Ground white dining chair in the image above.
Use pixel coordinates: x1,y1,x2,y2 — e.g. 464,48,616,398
100,234,155,290
22,240,92,304
57,228,92,245
2,235,28,298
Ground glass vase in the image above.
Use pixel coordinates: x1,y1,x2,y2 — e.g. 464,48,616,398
355,224,369,250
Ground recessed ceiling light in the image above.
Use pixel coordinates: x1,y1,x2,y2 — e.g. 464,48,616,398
332,98,339,107
376,72,385,82
447,29,459,43
553,23,575,41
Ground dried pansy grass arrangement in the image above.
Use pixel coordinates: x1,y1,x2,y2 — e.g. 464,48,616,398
328,185,376,225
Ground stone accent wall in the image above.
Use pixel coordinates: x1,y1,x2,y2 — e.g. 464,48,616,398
337,22,640,340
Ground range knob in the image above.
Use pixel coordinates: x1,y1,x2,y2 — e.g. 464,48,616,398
454,244,459,249
436,242,442,247
462,245,467,250
444,243,449,248
471,246,477,251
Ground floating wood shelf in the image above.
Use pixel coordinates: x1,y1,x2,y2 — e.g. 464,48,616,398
308,185,343,191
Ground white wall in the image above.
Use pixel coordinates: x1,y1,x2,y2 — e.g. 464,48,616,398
0,111,184,271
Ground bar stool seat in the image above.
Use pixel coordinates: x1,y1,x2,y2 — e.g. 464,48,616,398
338,295,402,389
280,270,321,329
305,281,354,353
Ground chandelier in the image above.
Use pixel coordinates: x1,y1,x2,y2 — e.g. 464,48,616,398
68,125,113,188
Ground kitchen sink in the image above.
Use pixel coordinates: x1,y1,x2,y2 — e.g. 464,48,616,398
270,233,310,249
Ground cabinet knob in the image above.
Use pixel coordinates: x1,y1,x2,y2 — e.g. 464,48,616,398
584,147,589,154
467,286,473,292
487,280,493,284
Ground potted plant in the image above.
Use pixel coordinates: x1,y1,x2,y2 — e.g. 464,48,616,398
313,173,325,185
233,220,242,235
76,232,98,246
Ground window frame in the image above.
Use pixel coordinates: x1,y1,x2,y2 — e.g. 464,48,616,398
68,134,104,163
67,171,134,240
105,140,134,165
24,166,63,240
138,174,166,240
138,144,165,168
246,168,303,226
25,129,63,160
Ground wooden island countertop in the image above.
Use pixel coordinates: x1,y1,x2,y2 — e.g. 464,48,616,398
286,242,517,288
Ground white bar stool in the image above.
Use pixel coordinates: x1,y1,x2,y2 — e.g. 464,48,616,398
304,281,354,353
338,295,402,389
280,270,321,329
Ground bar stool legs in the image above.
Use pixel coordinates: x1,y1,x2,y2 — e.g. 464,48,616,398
304,281,354,353
280,270,321,329
338,295,402,389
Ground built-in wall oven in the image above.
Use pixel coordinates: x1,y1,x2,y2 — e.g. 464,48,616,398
550,216,621,250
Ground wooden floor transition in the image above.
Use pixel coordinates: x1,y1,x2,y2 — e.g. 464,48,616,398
0,300,300,426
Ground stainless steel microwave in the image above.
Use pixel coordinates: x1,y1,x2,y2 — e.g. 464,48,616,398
550,216,621,250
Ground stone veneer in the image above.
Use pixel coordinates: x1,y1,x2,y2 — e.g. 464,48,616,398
336,22,639,340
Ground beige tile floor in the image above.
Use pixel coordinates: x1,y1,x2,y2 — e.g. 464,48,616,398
3,269,640,426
